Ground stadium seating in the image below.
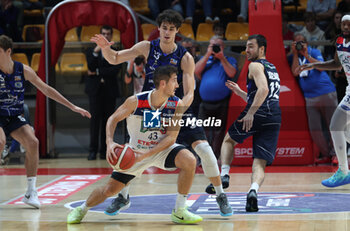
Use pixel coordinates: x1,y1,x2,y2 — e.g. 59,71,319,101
141,23,157,40
59,53,88,83
225,23,249,40
65,28,79,42
12,53,29,66
80,25,101,42
22,24,45,42
31,53,40,73
196,23,214,41
129,0,150,15
179,23,195,40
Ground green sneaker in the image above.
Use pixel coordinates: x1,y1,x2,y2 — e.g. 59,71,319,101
171,208,203,224
67,207,87,224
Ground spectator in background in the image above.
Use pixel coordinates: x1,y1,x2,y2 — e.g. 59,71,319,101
194,36,237,158
184,0,213,24
282,15,294,54
337,0,350,14
149,0,183,20
124,55,146,94
213,22,225,39
300,12,326,54
237,0,248,22
288,33,337,164
306,0,336,30
85,25,122,160
325,11,346,103
0,0,21,41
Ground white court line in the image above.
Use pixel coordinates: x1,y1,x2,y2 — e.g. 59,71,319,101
1,175,66,205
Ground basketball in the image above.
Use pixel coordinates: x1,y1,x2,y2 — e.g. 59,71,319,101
108,145,135,170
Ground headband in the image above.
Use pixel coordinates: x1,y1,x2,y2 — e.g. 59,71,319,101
342,15,350,22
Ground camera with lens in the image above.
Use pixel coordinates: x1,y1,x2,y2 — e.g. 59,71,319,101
212,44,221,53
295,41,305,51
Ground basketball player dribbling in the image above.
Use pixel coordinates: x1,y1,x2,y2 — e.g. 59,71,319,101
67,66,203,224
91,9,232,217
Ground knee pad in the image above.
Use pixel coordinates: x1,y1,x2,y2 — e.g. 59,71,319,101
194,142,219,178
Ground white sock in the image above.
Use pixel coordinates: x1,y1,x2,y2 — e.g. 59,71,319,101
26,176,37,193
80,201,91,213
214,185,224,195
221,165,230,176
249,182,259,193
175,194,187,211
120,185,130,198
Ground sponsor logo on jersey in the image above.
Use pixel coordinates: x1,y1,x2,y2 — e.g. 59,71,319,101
14,76,21,81
170,58,178,65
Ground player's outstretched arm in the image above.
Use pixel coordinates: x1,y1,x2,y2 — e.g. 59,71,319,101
181,53,195,108
23,65,91,118
91,34,150,65
106,96,137,162
300,50,342,71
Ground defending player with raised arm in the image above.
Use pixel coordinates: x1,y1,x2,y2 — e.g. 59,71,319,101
0,35,90,209
300,15,350,187
92,9,232,217
67,65,202,224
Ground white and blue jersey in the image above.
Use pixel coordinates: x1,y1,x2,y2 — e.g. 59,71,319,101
127,90,180,152
0,61,25,116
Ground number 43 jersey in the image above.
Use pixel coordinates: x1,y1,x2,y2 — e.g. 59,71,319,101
245,59,281,116
126,90,180,152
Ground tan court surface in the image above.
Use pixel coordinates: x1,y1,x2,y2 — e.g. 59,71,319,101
1,158,350,231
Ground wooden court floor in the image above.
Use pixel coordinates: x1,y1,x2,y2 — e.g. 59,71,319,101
1,158,350,231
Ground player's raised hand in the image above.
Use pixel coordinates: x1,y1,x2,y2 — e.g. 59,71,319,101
226,80,242,95
71,106,91,118
90,34,114,49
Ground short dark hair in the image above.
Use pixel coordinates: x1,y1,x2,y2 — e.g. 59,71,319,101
156,9,183,29
153,65,178,88
100,25,113,34
248,34,267,54
0,35,13,52
134,55,145,66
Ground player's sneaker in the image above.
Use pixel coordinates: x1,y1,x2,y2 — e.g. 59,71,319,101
171,208,203,224
67,207,87,224
322,168,350,187
216,193,233,216
205,174,230,194
246,189,259,212
104,193,130,216
22,190,41,209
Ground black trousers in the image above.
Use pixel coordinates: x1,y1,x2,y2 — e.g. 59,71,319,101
88,84,116,156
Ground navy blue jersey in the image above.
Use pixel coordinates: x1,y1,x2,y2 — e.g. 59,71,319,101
0,61,25,116
245,59,281,116
143,39,187,98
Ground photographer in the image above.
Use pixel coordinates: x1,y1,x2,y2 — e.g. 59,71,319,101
195,36,237,158
288,33,337,164
124,55,146,94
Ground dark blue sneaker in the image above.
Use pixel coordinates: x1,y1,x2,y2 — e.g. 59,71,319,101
104,194,130,216
246,189,258,212
216,193,233,216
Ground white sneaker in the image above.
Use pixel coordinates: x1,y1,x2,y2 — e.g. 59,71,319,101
214,16,220,23
184,17,193,24
22,191,41,209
